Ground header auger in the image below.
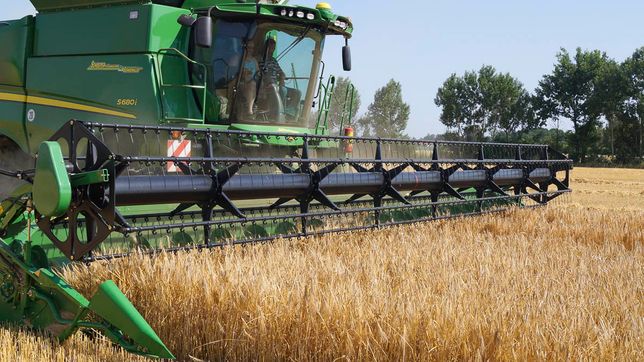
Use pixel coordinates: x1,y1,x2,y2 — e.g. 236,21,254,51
1,0,571,359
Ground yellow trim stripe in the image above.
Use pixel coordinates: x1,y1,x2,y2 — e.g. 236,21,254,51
0,92,27,103
0,92,136,120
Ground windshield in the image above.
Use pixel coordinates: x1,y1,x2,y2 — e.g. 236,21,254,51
193,20,324,127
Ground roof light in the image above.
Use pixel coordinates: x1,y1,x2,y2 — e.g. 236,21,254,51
296,11,305,18
288,10,294,17
316,2,332,10
306,13,315,20
280,9,287,16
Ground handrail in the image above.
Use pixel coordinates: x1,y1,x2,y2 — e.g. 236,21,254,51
154,48,208,124
314,75,336,134
338,82,356,132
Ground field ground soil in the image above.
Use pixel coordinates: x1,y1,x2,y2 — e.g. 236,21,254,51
0,167,642,361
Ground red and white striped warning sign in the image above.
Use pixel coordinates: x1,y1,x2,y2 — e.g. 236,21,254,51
166,139,191,172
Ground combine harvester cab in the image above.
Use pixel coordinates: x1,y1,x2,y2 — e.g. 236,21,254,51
0,0,572,359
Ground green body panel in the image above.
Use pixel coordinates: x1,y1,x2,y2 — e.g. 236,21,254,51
89,280,175,359
0,88,29,151
34,5,188,56
30,0,143,12
0,17,33,87
3,4,198,153
0,16,33,150
33,142,72,217
25,53,163,151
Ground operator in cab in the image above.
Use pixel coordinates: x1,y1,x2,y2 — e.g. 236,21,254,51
259,37,286,88
239,36,286,121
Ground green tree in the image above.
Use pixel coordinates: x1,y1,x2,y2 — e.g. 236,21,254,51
491,127,574,155
593,58,624,158
357,79,410,138
595,47,644,164
489,74,538,140
327,77,361,132
434,71,481,140
435,65,534,141
535,48,611,162
621,47,643,160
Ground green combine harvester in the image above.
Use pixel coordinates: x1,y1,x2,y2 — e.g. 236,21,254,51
0,0,572,358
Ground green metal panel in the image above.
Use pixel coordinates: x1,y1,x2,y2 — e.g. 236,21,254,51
0,16,34,87
34,5,152,56
0,17,31,151
33,142,71,217
0,16,34,151
29,0,191,12
25,54,162,150
89,280,175,359
0,87,29,152
33,4,188,57
148,5,190,51
30,0,144,12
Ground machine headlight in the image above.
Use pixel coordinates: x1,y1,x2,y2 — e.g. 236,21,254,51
280,9,287,16
334,20,347,29
306,13,315,20
288,10,294,17
296,11,305,18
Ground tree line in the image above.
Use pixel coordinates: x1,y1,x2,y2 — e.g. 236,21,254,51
330,46,643,165
328,77,409,138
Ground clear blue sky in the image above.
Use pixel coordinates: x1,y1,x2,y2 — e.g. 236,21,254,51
4,0,644,137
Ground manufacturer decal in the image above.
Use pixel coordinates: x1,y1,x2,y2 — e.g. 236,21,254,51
87,61,143,74
117,98,138,106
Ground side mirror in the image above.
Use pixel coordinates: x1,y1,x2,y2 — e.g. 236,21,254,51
342,44,352,71
195,16,212,48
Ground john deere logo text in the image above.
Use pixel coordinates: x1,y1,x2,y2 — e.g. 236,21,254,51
87,61,143,74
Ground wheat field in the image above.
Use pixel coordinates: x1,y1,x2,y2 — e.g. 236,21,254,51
1,167,642,361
